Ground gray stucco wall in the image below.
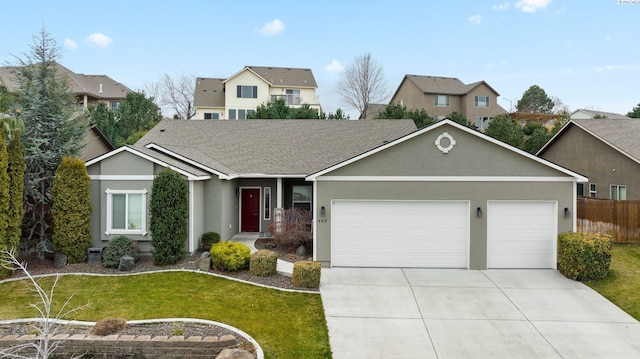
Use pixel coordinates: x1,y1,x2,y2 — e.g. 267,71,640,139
540,125,640,200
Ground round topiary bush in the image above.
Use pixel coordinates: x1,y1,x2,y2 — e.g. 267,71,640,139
250,249,278,277
200,232,221,250
210,242,251,271
102,236,138,269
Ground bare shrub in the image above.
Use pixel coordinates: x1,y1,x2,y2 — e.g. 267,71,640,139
90,318,127,336
268,208,312,248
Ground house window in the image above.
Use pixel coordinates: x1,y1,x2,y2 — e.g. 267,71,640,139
292,185,312,212
229,109,236,120
286,89,301,105
577,183,584,196
106,189,147,235
475,96,489,108
611,185,627,200
435,95,449,107
247,109,255,118
110,101,121,110
589,183,597,198
204,113,219,120
237,85,258,99
238,109,246,120
264,187,271,220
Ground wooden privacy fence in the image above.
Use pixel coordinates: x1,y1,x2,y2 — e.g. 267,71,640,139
577,197,640,243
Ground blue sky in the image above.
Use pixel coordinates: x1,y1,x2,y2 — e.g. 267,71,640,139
1,0,638,118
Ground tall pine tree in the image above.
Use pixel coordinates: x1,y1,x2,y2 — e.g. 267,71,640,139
13,26,87,256
7,130,24,253
0,128,10,278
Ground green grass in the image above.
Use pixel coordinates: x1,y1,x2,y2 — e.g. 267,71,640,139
586,243,640,320
0,271,332,359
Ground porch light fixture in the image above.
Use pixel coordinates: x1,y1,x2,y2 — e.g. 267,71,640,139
320,206,326,217
564,207,570,218
476,207,482,218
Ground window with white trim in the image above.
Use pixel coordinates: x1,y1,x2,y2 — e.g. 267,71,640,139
475,96,489,108
577,183,584,196
589,183,597,198
292,186,312,212
611,185,627,200
264,187,271,220
106,189,147,235
435,95,449,107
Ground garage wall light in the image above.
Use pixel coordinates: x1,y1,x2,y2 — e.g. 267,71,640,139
320,206,326,217
476,207,482,218
564,207,571,218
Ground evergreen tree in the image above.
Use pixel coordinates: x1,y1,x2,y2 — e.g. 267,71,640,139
0,128,10,278
516,85,554,114
627,103,640,118
51,156,92,263
484,115,525,148
447,111,476,129
375,103,435,129
13,26,87,256
6,130,24,255
149,169,188,265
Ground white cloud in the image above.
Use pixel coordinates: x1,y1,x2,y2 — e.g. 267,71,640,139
324,59,344,73
258,19,285,37
64,38,77,50
493,2,509,11
469,15,482,24
85,33,113,48
515,0,552,13
596,65,622,72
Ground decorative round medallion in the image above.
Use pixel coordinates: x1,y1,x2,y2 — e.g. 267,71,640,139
435,132,456,153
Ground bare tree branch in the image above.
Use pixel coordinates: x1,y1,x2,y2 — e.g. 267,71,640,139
146,73,196,119
336,53,388,119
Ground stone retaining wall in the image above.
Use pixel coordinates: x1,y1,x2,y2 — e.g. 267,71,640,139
0,332,246,358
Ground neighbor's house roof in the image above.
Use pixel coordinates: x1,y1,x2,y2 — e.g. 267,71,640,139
397,75,501,96
0,62,130,99
538,118,640,163
225,66,318,88
570,109,632,120
193,77,225,108
130,119,417,178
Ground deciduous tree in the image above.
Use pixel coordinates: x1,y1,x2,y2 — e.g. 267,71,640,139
146,73,195,119
516,85,554,113
337,53,388,119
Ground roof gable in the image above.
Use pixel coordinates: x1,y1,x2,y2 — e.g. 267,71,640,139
307,120,586,181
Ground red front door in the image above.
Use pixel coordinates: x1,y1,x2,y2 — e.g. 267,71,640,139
241,188,260,232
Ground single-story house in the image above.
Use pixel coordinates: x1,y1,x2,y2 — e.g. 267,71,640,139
538,118,640,200
86,119,586,269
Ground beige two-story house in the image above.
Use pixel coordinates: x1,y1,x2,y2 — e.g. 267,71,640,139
389,75,507,130
193,66,321,120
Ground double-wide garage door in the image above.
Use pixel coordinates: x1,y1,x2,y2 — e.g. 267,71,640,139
331,200,556,269
332,201,469,268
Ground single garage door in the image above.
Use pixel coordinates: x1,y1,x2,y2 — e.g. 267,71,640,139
487,201,557,269
331,200,469,268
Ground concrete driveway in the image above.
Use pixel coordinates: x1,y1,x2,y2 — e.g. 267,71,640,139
320,268,640,359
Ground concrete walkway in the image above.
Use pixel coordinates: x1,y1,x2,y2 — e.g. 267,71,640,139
320,268,640,359
229,233,293,276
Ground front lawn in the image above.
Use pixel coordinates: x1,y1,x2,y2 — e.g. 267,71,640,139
586,243,640,320
0,271,332,359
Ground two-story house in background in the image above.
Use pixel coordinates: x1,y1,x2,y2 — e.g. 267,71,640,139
389,75,507,130
193,66,321,120
0,62,131,111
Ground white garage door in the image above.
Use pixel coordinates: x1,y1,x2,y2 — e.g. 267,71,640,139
331,201,469,268
487,201,557,269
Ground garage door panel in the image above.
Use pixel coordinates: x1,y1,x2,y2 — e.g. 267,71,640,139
332,201,469,268
487,202,556,269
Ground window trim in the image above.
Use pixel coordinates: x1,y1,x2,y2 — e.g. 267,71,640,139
474,96,489,108
263,187,271,220
435,95,450,107
610,184,627,200
105,189,148,236
237,85,258,99
589,183,597,198
292,185,312,212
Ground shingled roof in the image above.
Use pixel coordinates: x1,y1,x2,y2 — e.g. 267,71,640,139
193,77,225,107
135,119,417,177
240,66,317,88
0,62,130,99
401,75,500,96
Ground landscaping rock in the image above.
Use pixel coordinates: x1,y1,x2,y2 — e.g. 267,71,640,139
118,255,135,271
295,245,308,257
201,251,211,258
196,256,211,271
53,253,67,269
215,348,254,359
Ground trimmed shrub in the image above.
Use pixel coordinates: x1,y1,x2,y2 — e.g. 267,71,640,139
0,128,9,279
90,318,127,336
558,232,612,281
150,169,188,265
292,261,321,288
210,242,251,271
102,236,138,269
51,156,92,263
201,231,221,250
250,249,278,277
